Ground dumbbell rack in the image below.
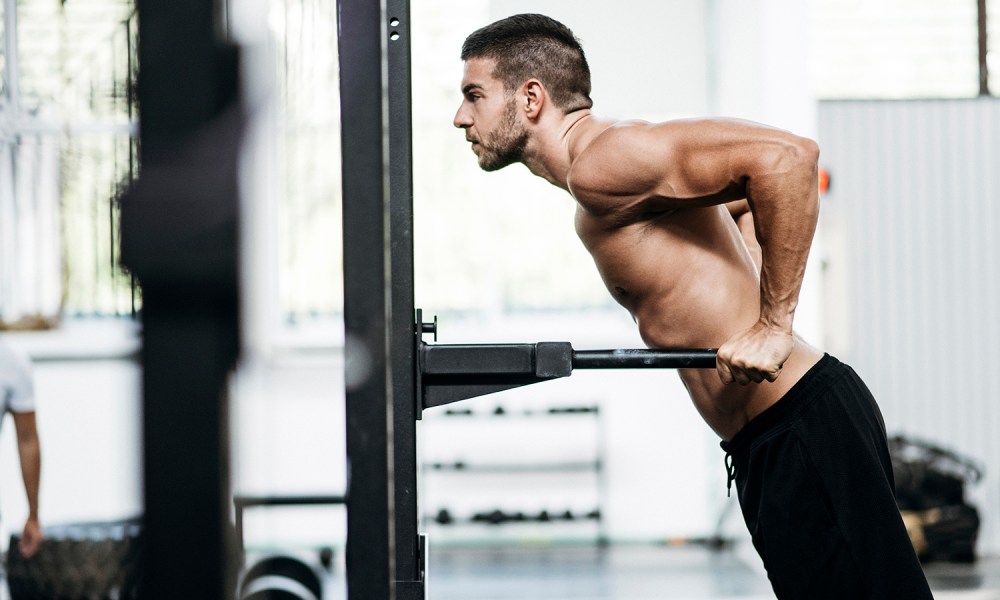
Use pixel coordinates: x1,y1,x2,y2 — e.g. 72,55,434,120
420,404,609,547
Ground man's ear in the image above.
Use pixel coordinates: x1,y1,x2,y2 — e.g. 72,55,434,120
522,79,545,119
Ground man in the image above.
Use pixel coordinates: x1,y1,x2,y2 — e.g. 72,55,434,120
453,13,933,600
0,339,43,559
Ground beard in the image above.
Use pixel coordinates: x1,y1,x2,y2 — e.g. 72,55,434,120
476,99,529,172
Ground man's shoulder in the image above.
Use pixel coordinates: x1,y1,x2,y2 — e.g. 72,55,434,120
567,119,677,207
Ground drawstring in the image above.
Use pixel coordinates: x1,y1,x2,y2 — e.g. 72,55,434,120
725,451,736,497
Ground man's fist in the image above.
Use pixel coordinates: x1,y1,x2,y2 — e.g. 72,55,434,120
19,517,43,559
716,322,793,385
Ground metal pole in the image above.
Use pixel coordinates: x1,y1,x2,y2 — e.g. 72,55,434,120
123,0,243,597
386,0,424,597
572,349,718,369
978,0,990,96
338,0,395,598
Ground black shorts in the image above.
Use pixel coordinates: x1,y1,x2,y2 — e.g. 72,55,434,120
720,354,934,600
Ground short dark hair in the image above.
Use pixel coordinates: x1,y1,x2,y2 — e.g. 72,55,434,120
461,14,593,113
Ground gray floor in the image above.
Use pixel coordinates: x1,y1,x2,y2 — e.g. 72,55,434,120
325,543,1000,600
426,544,773,600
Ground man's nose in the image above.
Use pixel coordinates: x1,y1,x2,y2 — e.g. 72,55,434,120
453,105,472,129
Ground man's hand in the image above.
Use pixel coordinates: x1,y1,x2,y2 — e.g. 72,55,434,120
19,517,43,558
716,321,793,385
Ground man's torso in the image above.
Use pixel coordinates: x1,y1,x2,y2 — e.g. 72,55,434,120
568,122,822,440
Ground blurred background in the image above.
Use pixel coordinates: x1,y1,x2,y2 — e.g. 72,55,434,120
0,0,998,597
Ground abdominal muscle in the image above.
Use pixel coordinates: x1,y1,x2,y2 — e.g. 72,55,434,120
582,205,823,441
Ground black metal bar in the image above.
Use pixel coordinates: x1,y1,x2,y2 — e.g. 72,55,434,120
122,1,242,598
423,461,601,474
423,343,572,376
234,494,348,508
420,342,572,408
419,341,717,409
338,0,394,598
572,348,718,369
386,0,423,596
233,495,347,555
979,0,990,96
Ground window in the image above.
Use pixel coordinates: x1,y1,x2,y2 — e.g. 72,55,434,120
272,0,343,320
0,1,137,325
810,0,982,99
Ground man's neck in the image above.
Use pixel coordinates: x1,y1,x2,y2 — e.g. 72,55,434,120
521,109,604,190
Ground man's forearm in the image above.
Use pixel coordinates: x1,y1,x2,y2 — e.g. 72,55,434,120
14,412,41,520
19,437,40,519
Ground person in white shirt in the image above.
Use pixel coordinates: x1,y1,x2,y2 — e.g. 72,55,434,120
0,339,42,558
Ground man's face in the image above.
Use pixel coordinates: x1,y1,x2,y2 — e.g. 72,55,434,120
453,57,528,171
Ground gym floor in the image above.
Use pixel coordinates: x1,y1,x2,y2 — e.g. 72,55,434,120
325,543,1000,600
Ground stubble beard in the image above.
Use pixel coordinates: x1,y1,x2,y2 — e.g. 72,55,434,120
477,99,528,172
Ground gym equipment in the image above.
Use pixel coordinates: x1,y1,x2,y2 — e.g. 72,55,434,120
233,494,346,558
415,310,716,411
121,1,243,598
461,508,600,526
239,555,323,600
337,1,719,597
890,435,983,562
5,518,142,600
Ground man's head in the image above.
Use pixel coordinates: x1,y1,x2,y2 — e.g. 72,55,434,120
461,14,592,113
454,14,593,171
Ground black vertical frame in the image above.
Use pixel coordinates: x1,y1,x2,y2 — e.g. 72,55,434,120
123,0,242,598
341,0,423,596
339,0,396,599
386,0,423,597
979,0,990,96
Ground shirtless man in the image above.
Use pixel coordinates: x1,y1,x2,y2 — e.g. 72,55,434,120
454,14,933,599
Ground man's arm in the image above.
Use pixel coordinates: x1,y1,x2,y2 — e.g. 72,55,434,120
12,411,42,558
723,127,819,385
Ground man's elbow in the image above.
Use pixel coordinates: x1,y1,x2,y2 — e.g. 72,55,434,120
782,137,821,204
757,135,820,179
789,136,820,172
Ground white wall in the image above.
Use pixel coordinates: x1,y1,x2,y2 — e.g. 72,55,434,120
0,322,142,545
818,98,1000,557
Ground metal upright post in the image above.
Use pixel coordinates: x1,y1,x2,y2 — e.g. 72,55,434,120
121,0,243,598
338,0,396,598
386,0,425,597
978,0,990,96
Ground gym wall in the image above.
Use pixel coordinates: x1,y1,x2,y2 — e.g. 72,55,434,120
818,97,1000,556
